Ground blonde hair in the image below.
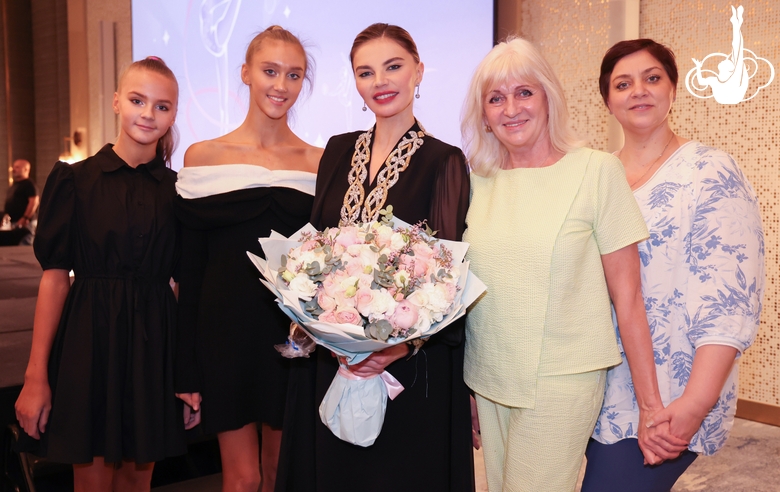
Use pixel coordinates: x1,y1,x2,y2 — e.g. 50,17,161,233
244,25,314,98
118,56,179,166
461,37,581,177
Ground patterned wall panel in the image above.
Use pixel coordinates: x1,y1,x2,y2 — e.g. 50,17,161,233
519,0,779,408
518,0,612,152
640,0,779,407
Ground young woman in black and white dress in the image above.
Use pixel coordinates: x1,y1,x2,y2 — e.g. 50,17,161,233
174,26,320,492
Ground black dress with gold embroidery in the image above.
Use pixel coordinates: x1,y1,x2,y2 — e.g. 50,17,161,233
277,122,474,492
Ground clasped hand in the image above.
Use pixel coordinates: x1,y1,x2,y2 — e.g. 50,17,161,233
639,395,707,465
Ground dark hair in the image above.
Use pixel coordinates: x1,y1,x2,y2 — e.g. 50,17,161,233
350,23,420,65
118,56,179,166
245,25,314,96
599,39,678,106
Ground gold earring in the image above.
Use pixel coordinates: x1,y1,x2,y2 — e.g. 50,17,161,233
485,125,492,133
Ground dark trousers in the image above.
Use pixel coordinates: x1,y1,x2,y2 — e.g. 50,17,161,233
581,437,698,492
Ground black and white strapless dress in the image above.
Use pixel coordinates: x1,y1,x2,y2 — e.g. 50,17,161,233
175,165,315,433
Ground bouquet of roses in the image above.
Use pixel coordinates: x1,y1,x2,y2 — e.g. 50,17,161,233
248,210,485,446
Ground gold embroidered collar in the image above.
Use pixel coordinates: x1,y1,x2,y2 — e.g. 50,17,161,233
339,121,429,226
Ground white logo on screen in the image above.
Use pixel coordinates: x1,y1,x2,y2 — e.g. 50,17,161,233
685,5,774,104
199,0,243,134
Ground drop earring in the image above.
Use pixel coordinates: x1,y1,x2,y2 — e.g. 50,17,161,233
415,84,421,99
362,102,367,112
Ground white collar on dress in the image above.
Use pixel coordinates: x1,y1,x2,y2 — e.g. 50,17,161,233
176,164,316,199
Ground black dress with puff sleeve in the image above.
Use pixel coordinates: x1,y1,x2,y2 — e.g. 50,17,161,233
28,145,185,464
277,122,475,492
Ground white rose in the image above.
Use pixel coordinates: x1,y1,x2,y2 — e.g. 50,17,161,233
394,270,410,288
286,258,303,274
298,249,326,270
428,283,451,316
374,224,394,244
366,289,397,318
407,289,430,309
347,244,380,268
413,307,433,334
339,276,359,290
288,273,318,298
390,232,407,250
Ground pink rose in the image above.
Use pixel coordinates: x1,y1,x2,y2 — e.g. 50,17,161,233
300,239,319,252
319,309,338,323
400,255,428,277
317,291,337,311
344,258,364,277
335,289,357,308
335,227,361,248
335,307,363,326
322,277,339,298
357,274,373,289
412,242,435,262
389,300,419,331
355,288,375,316
444,281,457,299
332,243,346,257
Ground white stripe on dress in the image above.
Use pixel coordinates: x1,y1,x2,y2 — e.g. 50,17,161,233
176,164,316,199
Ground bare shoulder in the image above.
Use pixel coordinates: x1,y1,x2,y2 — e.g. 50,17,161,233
301,143,324,173
183,140,226,168
282,133,322,173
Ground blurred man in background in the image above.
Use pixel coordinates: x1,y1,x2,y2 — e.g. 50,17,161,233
1,159,38,245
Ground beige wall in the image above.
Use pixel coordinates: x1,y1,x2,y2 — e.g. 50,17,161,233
503,0,779,416
67,0,131,158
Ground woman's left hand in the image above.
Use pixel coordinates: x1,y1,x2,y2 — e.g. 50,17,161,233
346,344,409,378
648,345,739,445
647,395,709,444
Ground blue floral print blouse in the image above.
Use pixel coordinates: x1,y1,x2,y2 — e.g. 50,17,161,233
592,141,765,455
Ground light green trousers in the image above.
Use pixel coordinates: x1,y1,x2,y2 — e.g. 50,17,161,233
475,369,606,492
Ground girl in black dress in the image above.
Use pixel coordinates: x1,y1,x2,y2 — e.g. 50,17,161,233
14,57,184,491
174,26,320,492
277,24,473,492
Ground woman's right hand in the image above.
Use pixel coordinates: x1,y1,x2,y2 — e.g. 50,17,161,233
15,378,52,439
176,392,202,430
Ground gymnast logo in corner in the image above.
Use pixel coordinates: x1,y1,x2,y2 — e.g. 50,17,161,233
685,5,774,104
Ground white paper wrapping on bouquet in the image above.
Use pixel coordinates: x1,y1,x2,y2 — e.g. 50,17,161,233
319,367,404,447
248,219,487,445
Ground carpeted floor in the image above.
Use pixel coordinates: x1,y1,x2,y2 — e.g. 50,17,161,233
672,418,780,492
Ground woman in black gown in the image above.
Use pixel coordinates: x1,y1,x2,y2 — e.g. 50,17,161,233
174,26,321,492
277,23,473,492
14,57,185,490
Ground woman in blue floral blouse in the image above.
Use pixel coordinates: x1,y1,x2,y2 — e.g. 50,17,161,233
582,39,765,492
